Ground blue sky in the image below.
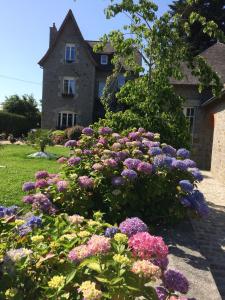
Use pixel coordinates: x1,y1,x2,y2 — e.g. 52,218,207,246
0,0,171,104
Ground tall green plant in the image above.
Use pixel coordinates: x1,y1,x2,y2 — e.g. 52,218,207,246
27,129,53,153
94,0,224,148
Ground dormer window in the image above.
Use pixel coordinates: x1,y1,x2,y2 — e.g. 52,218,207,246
65,44,75,63
100,54,108,65
63,77,75,96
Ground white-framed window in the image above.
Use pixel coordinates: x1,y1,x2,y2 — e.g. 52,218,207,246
117,74,125,88
98,80,106,97
100,54,108,65
183,107,196,133
65,44,75,63
57,111,77,129
63,77,75,95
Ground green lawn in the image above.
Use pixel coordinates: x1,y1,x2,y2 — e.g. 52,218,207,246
0,144,68,207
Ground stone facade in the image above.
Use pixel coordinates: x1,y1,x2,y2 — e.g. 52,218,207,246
39,10,128,129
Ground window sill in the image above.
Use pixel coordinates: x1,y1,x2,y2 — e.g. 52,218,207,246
62,93,74,97
65,60,75,64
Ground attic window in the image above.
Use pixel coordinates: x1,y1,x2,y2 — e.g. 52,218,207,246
100,55,108,65
65,44,75,63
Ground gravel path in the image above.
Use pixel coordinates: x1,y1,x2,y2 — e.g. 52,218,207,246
191,171,225,299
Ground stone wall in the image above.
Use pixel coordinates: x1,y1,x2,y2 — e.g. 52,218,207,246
209,97,225,183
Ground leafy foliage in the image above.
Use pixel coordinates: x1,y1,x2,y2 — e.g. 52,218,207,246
3,94,41,128
27,129,53,152
0,111,30,137
93,0,224,148
170,0,225,54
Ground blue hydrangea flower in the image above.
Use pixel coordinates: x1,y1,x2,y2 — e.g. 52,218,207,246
172,159,188,171
162,145,176,157
104,226,119,237
26,216,42,228
188,168,203,181
179,180,194,193
0,206,18,218
183,159,196,168
177,148,190,159
121,169,138,180
148,147,162,156
181,190,209,217
153,155,173,169
119,217,148,237
111,176,125,186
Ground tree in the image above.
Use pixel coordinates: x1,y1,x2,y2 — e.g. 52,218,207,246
27,129,52,153
94,0,224,148
3,94,41,128
169,0,225,54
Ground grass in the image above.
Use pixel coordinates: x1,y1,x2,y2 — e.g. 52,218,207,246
0,144,68,207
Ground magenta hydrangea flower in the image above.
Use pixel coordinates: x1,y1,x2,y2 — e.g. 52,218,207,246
35,171,49,180
57,157,67,164
123,158,141,169
67,156,81,166
22,182,35,192
68,245,91,262
137,162,152,174
119,217,148,237
82,127,94,136
121,169,138,180
35,179,48,189
98,127,113,135
57,180,68,192
78,176,94,189
103,158,118,168
163,269,189,294
65,140,76,147
128,232,168,260
87,235,111,255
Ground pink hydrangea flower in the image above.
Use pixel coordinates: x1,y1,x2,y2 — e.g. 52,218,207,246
128,232,168,260
57,157,67,164
56,180,68,192
92,163,104,171
131,260,161,278
103,158,118,168
87,235,111,255
78,176,94,189
68,245,91,262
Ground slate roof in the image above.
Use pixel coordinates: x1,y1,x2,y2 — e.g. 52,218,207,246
171,42,225,85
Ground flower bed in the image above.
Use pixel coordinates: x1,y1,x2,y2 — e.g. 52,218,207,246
22,127,208,225
0,207,195,300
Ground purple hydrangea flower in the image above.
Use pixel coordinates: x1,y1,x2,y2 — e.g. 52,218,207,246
82,127,94,136
143,132,154,140
188,168,203,181
103,158,118,168
163,269,189,294
35,179,48,189
105,226,119,237
35,171,49,180
83,149,93,155
156,287,167,300
186,190,209,217
137,162,153,174
23,195,35,204
32,193,56,215
179,180,194,193
118,137,129,144
183,159,196,168
172,159,188,171
98,127,113,135
18,224,32,236
123,158,141,169
121,169,138,180
119,217,148,237
162,145,176,157
26,215,42,228
153,155,174,169
177,148,190,159
0,206,18,218
138,127,145,133
116,151,129,161
98,137,107,145
128,131,140,140
65,140,76,147
78,176,94,189
57,180,68,192
152,257,169,270
22,182,35,192
67,156,81,166
111,176,125,186
112,133,121,139
148,147,162,156
180,197,192,208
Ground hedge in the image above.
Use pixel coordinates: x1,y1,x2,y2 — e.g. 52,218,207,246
0,111,31,137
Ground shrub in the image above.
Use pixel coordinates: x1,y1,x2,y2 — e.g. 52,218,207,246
0,208,195,300
0,111,30,137
23,127,208,225
52,130,66,145
27,129,53,152
65,125,84,140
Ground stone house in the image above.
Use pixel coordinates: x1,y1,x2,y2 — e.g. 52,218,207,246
38,9,141,130
39,10,225,182
171,42,225,183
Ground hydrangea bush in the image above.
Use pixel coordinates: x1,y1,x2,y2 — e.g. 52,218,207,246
22,127,208,224
0,209,195,300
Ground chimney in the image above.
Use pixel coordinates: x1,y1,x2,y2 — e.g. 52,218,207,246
49,23,57,47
